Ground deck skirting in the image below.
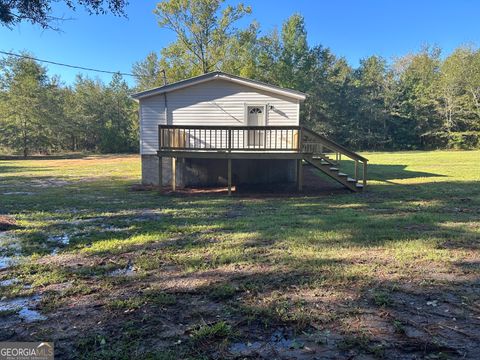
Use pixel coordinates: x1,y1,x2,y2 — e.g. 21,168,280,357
145,155,297,188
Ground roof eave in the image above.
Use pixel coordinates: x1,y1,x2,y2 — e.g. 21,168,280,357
130,71,307,101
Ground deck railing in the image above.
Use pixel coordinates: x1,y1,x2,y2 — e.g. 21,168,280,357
301,127,368,187
158,124,368,187
159,125,301,152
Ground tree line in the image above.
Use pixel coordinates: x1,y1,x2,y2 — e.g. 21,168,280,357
1,0,479,156
0,55,138,156
134,0,480,151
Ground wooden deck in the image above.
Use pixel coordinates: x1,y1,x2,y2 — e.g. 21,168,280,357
157,125,368,194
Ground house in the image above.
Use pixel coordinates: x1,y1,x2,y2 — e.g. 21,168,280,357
131,71,367,194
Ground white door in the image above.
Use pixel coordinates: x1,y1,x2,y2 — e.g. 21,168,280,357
247,106,265,147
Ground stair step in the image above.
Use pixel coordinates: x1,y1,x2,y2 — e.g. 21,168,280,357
329,167,339,171
347,177,357,182
338,172,348,177
356,183,364,188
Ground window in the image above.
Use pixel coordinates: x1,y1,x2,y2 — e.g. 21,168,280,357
249,107,263,114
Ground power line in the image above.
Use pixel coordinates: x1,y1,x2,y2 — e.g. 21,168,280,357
0,50,140,78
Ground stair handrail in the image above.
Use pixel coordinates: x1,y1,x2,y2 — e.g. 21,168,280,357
301,127,368,163
301,126,368,188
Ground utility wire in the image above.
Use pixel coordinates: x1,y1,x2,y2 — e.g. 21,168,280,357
0,50,143,78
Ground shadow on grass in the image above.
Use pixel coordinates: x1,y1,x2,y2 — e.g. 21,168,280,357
6,176,477,260
0,153,101,161
0,165,56,173
1,166,479,358
338,160,447,183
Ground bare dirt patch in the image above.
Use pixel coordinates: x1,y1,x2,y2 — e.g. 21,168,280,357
0,215,19,231
3,254,479,359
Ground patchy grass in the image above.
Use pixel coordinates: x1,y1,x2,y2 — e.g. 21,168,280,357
191,321,233,344
0,151,479,359
208,284,237,300
0,308,19,317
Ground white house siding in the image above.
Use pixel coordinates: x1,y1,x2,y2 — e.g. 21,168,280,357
140,96,166,154
140,79,300,154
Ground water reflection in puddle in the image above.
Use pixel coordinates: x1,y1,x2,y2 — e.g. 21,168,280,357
0,256,18,270
109,263,135,277
49,234,70,245
0,278,18,287
0,296,46,323
0,232,20,270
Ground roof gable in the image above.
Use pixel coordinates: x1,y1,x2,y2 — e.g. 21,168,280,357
131,71,307,101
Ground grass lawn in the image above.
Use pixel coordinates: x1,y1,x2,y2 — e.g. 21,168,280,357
0,151,479,359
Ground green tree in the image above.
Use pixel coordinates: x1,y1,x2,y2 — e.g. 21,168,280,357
221,22,261,78
1,0,128,29
151,0,251,80
438,47,480,132
351,56,390,149
301,47,353,138
68,73,138,153
101,73,138,153
392,47,442,148
276,14,311,90
132,52,166,92
69,75,106,151
255,14,312,91
0,54,51,156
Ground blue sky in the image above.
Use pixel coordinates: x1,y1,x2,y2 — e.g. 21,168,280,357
1,0,479,86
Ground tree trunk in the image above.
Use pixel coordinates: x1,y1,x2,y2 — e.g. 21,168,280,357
22,117,28,158
23,135,27,158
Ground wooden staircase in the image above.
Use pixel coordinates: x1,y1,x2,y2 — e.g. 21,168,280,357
301,128,368,192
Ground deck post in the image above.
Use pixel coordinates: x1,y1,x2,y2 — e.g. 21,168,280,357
171,157,176,192
297,159,303,191
158,156,163,193
228,128,232,152
363,161,367,188
227,158,232,196
297,127,303,152
354,160,359,180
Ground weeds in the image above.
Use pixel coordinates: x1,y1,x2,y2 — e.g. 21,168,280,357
191,321,233,344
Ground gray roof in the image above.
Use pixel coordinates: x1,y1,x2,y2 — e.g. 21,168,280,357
131,71,307,101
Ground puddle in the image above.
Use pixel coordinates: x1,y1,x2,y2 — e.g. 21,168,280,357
229,341,264,355
101,225,129,233
54,208,80,214
2,192,34,195
109,264,136,277
48,234,71,256
132,209,162,222
0,295,46,323
49,234,70,245
18,308,46,322
70,217,103,226
0,279,18,287
269,329,304,350
0,232,21,270
31,179,70,188
0,257,18,270
229,328,305,357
